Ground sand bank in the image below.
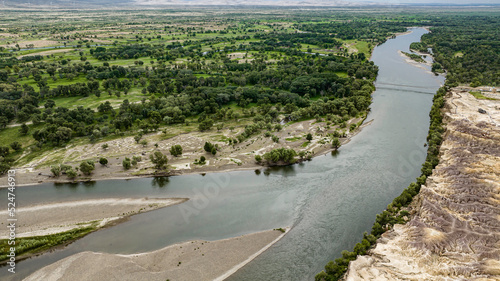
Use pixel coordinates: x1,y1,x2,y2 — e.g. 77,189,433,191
25,228,288,281
0,198,187,238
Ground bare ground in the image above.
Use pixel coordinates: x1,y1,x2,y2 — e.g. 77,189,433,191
24,228,288,281
345,89,500,280
16,49,73,59
0,39,60,48
0,117,368,187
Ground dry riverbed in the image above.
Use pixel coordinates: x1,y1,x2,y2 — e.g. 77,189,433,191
25,228,288,281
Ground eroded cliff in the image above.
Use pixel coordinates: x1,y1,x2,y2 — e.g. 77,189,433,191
346,89,500,281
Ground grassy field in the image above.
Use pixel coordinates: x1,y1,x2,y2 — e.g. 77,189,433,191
470,91,498,100
0,225,97,263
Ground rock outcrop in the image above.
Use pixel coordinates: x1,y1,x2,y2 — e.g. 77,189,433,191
345,89,500,281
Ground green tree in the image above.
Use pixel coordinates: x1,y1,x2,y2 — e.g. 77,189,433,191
150,151,168,170
10,142,22,152
204,142,215,153
170,145,183,157
50,165,61,177
0,146,9,157
80,160,95,175
199,118,214,131
0,116,8,129
19,123,29,136
255,155,262,163
66,168,77,179
122,157,131,170
263,148,297,164
134,134,142,143
99,157,108,166
306,133,313,141
332,137,341,149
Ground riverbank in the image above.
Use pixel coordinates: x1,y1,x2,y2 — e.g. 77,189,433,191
0,198,187,264
345,88,500,280
0,198,187,239
24,228,288,281
0,116,371,188
398,50,434,74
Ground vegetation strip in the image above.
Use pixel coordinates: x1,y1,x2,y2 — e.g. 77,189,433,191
315,86,447,281
316,13,499,281
0,225,97,264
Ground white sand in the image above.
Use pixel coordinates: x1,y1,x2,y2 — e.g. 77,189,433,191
0,198,187,238
25,228,288,281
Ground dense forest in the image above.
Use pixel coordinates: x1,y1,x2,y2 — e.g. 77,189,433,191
0,10,404,174
419,17,499,87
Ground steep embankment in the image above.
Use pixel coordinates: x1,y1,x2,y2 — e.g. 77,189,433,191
345,89,500,280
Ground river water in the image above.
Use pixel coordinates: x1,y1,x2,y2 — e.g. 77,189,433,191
0,27,444,280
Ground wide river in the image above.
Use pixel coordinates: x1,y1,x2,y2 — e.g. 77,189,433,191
1,27,444,281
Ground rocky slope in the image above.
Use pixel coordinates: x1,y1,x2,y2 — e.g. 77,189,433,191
345,89,500,281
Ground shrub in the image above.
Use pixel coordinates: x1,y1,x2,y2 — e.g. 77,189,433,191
170,145,183,157
150,151,168,170
263,148,297,164
99,157,108,166
122,158,131,170
50,166,61,177
79,160,95,175
66,168,77,179
255,155,262,163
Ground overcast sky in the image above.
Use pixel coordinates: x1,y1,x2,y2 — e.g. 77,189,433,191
378,0,497,3
344,0,499,3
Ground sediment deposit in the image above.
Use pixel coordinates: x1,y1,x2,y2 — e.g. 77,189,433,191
346,89,500,280
25,229,288,281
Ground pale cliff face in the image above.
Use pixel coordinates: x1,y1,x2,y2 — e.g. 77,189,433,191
346,89,500,281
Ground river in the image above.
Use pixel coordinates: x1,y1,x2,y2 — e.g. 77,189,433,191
0,27,444,281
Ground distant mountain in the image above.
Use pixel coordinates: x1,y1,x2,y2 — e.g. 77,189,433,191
2,0,362,8
2,0,498,8
2,0,134,8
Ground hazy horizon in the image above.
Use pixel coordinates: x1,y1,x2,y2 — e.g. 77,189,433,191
2,0,500,7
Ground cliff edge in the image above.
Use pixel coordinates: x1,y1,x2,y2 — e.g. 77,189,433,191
345,88,500,281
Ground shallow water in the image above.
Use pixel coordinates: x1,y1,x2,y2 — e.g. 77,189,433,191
0,27,444,280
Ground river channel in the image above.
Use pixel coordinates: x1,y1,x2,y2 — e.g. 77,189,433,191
0,27,444,280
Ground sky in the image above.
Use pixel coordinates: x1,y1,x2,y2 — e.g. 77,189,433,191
361,0,500,3
6,0,500,6
134,0,500,4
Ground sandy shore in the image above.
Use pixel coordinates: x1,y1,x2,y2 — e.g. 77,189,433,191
25,228,288,281
0,198,187,238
